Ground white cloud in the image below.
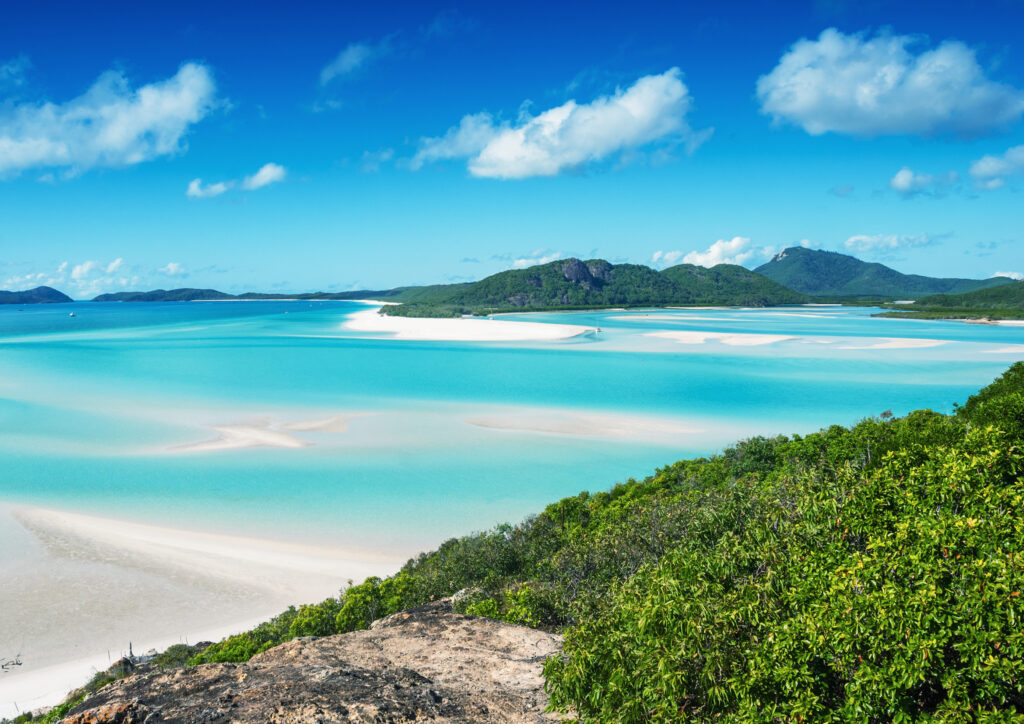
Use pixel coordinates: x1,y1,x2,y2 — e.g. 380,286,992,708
994,270,1023,280
159,262,186,276
106,257,123,273
241,162,286,190
412,68,711,179
512,251,562,269
889,166,958,196
186,178,232,198
757,28,1024,136
845,233,932,253
0,62,218,177
320,38,393,86
682,237,774,268
969,145,1024,189
651,250,685,268
71,260,97,280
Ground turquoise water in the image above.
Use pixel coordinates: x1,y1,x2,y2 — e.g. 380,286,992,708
1,301,1022,555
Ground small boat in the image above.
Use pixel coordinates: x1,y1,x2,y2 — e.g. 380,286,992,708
69,312,76,317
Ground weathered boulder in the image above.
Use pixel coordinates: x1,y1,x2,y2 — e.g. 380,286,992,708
61,601,563,723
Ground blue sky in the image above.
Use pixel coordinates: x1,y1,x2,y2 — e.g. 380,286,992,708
1,0,1023,297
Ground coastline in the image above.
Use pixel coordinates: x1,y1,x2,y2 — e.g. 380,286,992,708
343,306,597,342
0,505,401,717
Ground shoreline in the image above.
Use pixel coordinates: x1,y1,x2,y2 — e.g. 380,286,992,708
0,505,401,717
343,307,597,342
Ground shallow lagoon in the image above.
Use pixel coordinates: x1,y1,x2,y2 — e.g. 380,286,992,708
1,300,1022,712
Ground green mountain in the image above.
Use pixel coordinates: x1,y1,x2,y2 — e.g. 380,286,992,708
754,246,1014,298
93,288,236,302
384,258,805,316
0,285,73,304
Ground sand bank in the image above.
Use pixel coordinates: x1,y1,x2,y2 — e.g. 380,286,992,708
837,338,947,350
171,415,358,453
645,330,795,346
0,505,399,717
466,409,700,441
344,308,596,342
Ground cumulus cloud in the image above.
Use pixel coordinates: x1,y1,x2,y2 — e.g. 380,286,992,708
159,262,186,276
845,233,932,254
995,270,1023,280
71,260,97,280
186,178,232,198
889,166,958,196
757,28,1024,136
650,250,685,268
970,145,1024,190
3,257,146,298
411,68,711,179
512,250,563,269
320,38,393,86
682,237,774,268
0,62,218,177
241,162,286,190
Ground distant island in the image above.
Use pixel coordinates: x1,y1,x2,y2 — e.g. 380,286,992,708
2,249,1017,321
877,278,1024,320
755,246,1014,298
0,286,72,305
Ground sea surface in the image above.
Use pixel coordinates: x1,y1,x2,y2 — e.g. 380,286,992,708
1,300,1022,552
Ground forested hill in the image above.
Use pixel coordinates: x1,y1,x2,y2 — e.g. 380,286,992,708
92,288,394,302
383,257,805,316
755,246,1014,298
876,278,1024,320
0,286,73,304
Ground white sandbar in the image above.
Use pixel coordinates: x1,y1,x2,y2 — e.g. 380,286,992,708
645,330,795,346
837,337,948,350
344,308,596,342
466,409,700,441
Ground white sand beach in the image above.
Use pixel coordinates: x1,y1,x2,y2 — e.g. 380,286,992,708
645,330,795,346
0,505,400,717
344,307,596,341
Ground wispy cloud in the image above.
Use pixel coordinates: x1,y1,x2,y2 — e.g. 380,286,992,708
969,145,1024,190
845,233,933,256
186,178,233,198
757,28,1024,136
186,162,285,198
159,262,186,276
994,270,1023,280
0,55,30,88
512,250,563,268
889,166,958,197
0,62,219,178
241,162,286,190
412,68,712,179
360,148,395,173
320,37,394,86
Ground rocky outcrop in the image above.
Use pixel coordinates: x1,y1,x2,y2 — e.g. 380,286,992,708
60,601,563,723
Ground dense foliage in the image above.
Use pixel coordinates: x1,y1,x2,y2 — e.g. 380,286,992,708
875,282,1024,320
755,246,1013,298
40,363,1023,723
382,257,805,317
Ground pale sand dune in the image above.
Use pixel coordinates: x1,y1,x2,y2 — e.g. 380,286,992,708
645,330,795,346
466,409,700,440
172,415,358,452
172,423,310,452
281,415,353,433
981,345,1024,355
837,338,948,350
0,506,398,717
344,308,596,342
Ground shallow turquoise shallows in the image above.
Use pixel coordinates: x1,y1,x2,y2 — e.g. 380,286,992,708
1,301,1021,555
